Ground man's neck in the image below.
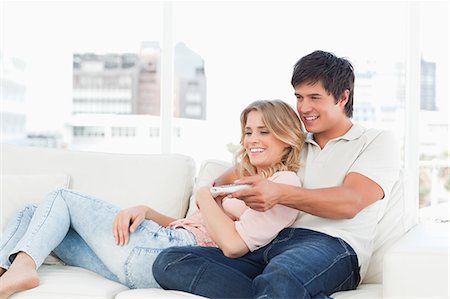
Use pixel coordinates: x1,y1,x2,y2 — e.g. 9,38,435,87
314,119,353,149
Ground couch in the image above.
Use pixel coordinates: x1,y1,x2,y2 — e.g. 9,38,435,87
1,144,448,298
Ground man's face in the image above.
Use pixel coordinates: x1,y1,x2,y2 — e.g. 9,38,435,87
294,81,348,139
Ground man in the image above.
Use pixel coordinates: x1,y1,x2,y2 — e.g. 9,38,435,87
152,50,400,298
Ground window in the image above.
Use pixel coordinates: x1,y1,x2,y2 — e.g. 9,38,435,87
417,2,449,221
171,1,410,165
1,1,163,152
1,1,448,219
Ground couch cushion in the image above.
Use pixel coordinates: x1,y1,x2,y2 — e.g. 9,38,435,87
10,265,128,299
186,159,231,217
363,171,418,283
116,289,205,298
2,144,196,219
332,283,381,298
1,174,70,234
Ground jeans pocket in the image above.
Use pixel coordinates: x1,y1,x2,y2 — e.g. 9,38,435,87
124,247,163,289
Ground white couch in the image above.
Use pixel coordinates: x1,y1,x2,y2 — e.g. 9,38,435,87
1,144,448,299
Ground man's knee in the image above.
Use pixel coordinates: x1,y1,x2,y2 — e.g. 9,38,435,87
253,258,310,299
153,247,195,288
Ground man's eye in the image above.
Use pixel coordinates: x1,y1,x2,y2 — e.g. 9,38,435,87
245,132,252,135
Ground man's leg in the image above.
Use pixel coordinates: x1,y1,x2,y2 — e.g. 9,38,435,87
153,246,265,299
253,228,360,299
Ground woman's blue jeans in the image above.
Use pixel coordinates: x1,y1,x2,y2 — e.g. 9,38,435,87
153,228,360,299
0,188,196,288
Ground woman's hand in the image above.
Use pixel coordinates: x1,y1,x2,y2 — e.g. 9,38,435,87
112,205,148,246
195,186,214,207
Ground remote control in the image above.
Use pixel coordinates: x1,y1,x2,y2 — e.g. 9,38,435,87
210,184,252,197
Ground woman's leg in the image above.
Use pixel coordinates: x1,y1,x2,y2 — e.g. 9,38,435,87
52,228,120,283
2,187,196,294
0,204,41,298
0,252,39,299
0,204,38,273
0,203,118,282
33,189,197,289
0,189,74,298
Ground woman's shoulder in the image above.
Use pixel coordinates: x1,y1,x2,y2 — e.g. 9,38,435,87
269,171,301,186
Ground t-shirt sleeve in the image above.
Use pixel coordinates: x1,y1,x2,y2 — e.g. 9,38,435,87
349,130,400,200
234,171,301,251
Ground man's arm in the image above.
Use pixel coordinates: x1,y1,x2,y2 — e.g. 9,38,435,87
233,172,383,219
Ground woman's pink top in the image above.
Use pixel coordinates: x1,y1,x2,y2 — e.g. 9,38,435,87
169,171,301,251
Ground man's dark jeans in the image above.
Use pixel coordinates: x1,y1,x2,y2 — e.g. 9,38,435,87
153,228,360,299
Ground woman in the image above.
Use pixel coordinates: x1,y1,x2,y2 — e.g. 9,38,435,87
0,100,304,298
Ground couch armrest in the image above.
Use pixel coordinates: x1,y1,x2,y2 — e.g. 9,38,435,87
383,222,449,298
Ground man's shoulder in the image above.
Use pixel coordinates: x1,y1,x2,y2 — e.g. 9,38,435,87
352,124,396,145
360,127,396,145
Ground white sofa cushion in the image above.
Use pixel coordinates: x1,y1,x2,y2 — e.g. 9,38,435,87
382,223,449,298
186,159,231,217
332,284,381,298
1,174,70,234
1,144,196,219
363,172,417,283
116,289,205,298
9,265,129,299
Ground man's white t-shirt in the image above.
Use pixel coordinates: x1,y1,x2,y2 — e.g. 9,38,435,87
290,123,400,279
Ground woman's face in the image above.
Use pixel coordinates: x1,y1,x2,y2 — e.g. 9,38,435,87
243,110,289,172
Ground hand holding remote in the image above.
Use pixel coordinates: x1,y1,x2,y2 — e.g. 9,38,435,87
210,184,252,197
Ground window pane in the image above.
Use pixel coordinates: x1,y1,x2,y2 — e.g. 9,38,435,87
1,1,163,154
172,1,409,167
418,2,449,221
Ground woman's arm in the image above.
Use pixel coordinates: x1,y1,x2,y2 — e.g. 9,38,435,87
113,205,176,246
213,166,239,186
196,187,249,258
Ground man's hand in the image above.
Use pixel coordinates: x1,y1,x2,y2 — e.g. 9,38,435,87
231,176,282,211
112,205,147,246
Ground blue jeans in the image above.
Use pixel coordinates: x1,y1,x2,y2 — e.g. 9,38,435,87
153,228,360,299
0,188,197,288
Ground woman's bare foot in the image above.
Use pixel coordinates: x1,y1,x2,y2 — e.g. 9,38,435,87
0,252,39,299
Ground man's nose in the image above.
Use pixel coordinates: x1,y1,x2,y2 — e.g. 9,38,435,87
299,99,313,113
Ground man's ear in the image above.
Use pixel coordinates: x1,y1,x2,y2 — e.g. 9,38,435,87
339,89,350,107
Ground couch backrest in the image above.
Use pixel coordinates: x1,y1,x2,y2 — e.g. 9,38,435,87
1,144,196,219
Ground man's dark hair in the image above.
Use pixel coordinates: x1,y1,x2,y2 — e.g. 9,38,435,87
291,50,354,118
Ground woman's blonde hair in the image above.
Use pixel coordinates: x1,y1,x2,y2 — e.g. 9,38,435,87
235,100,305,179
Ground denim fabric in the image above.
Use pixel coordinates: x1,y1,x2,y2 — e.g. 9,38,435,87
0,188,197,288
153,228,360,299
